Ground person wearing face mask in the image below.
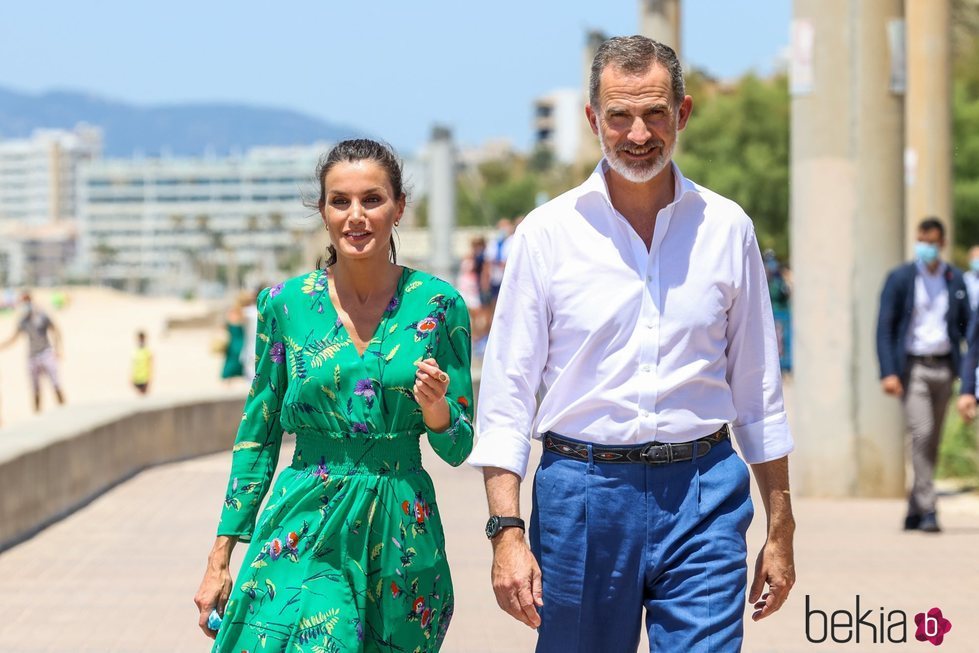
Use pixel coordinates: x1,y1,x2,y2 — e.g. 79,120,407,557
876,217,972,533
960,246,979,422
195,139,474,653
0,291,66,413
963,246,979,310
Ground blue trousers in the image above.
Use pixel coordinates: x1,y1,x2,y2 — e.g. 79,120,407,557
530,437,754,653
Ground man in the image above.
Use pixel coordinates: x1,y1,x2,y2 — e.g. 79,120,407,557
468,36,795,653
876,218,971,534
963,245,979,310
960,246,979,420
0,291,66,412
487,217,514,309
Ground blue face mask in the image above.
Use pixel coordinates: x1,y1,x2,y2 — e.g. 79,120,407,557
970,258,979,273
915,242,940,265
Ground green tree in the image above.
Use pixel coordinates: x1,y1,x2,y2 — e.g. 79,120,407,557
484,176,539,221
953,31,979,248
677,72,790,258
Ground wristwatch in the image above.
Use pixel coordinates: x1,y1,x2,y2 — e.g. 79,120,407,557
485,515,526,539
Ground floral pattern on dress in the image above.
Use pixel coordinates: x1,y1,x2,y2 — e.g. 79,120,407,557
213,267,473,653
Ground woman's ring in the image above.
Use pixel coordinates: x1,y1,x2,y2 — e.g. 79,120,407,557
437,372,448,383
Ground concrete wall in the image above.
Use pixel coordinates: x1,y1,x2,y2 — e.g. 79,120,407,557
0,392,245,551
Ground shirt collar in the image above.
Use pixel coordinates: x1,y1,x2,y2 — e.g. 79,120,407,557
915,259,948,278
582,158,698,212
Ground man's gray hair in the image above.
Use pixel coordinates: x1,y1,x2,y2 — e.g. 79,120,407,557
589,35,685,111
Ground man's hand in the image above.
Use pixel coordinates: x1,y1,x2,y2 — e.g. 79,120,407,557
749,456,795,622
958,394,977,422
483,467,542,629
881,375,903,397
749,533,795,621
491,529,543,629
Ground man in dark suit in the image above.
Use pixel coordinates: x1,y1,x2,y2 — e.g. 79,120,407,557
954,292,979,428
876,218,971,533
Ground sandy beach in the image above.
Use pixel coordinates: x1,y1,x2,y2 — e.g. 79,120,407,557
0,286,249,430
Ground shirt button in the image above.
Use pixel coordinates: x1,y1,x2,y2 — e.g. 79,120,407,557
646,275,653,282
641,364,651,373
646,321,654,329
640,409,649,418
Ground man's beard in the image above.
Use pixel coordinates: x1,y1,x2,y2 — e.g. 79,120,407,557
599,129,675,184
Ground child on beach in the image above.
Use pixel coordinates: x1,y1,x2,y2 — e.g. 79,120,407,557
132,331,153,395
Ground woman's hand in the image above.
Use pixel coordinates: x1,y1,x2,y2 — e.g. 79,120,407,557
194,537,235,639
414,358,451,432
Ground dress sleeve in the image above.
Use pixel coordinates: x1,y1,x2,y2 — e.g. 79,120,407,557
425,292,475,466
216,287,288,541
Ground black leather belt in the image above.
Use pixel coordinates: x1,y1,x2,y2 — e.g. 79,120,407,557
908,354,952,365
543,425,730,465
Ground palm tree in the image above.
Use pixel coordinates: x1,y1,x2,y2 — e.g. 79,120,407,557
93,238,118,287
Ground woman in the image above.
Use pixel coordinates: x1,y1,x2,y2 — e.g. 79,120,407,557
220,300,245,381
455,236,490,342
194,139,474,652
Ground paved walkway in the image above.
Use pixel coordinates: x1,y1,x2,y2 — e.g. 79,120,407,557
1,434,977,653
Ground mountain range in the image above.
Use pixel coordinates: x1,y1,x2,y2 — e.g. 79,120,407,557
0,86,365,157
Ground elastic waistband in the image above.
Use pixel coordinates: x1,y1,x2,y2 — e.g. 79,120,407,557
291,434,422,475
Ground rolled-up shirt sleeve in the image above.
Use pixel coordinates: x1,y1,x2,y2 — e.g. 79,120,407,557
468,228,550,479
725,227,795,464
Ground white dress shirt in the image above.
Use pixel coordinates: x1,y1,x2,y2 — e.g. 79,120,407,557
963,269,979,311
468,161,794,478
906,262,952,357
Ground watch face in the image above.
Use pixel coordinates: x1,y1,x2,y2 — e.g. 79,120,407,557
485,516,500,539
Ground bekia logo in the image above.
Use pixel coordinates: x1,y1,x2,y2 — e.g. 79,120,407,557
806,595,952,646
914,608,952,646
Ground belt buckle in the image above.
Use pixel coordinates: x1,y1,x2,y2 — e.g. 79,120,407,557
640,443,672,465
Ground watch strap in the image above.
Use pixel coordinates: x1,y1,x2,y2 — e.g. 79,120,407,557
495,516,525,531
486,515,526,539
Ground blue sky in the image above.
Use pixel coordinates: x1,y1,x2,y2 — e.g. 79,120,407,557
1,1,790,153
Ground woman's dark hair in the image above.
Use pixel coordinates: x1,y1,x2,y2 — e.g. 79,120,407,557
312,139,406,268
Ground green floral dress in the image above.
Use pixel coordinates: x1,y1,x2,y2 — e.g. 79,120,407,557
212,266,474,653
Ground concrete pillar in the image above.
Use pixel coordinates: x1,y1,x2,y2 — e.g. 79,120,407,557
790,0,905,497
904,0,953,255
48,142,60,224
639,0,682,52
427,126,456,280
576,30,607,171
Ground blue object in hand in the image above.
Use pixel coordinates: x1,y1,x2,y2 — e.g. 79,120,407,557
207,609,223,631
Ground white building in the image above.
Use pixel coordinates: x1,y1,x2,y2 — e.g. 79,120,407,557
0,221,77,287
78,144,330,295
0,125,102,226
533,89,582,165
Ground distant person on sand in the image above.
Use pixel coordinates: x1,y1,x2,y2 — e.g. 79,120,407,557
220,298,246,382
0,291,66,412
238,289,259,382
132,330,153,395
